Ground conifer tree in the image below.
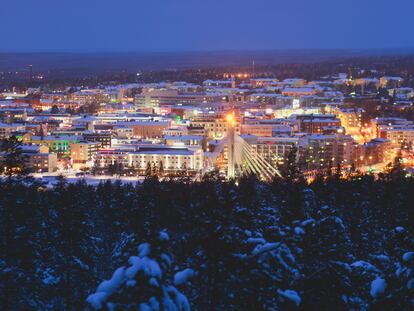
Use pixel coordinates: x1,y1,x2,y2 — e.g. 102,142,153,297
0,136,28,177
87,231,192,310
278,144,303,182
151,161,157,176
159,160,164,176
145,161,152,177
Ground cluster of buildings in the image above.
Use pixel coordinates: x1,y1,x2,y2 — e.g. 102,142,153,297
0,73,413,177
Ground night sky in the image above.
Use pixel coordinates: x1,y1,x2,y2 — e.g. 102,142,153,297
1,0,413,52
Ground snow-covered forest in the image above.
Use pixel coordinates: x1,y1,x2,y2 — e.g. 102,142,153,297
0,172,413,310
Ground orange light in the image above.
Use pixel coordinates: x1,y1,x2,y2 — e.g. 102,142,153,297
226,114,235,123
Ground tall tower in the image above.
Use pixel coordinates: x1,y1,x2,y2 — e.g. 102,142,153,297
28,64,33,81
226,113,236,179
252,59,255,78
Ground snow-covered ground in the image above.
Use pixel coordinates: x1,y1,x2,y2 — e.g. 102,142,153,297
31,172,146,186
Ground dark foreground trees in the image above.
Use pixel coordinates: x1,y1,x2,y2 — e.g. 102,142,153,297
0,173,413,310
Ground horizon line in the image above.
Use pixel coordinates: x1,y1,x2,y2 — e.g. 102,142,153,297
1,47,414,54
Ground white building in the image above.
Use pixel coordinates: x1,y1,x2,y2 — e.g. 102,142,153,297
128,146,203,171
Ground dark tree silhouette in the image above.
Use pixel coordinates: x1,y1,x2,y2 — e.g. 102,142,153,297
0,136,28,177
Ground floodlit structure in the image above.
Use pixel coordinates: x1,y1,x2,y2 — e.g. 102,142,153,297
224,113,281,181
226,114,236,178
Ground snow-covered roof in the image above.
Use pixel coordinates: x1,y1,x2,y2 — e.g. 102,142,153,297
132,148,194,156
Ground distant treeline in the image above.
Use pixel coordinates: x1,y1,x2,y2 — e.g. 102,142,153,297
2,52,414,88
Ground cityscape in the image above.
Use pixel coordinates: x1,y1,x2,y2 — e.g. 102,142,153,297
1,67,414,183
1,0,414,310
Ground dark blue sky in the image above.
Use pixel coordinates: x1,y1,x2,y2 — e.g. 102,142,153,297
1,0,413,52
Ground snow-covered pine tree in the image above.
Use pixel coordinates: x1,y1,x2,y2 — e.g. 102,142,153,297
87,230,192,310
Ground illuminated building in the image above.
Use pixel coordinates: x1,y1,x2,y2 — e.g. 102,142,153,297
135,88,224,108
116,121,170,139
0,92,28,100
274,107,320,118
281,87,318,97
32,99,80,111
240,123,274,137
304,134,355,169
0,123,25,139
187,126,206,136
83,132,112,148
202,80,234,88
69,89,110,106
70,141,101,168
335,108,362,136
164,135,203,147
354,78,379,87
250,136,304,166
26,152,57,173
30,135,82,155
296,114,341,134
248,93,292,106
249,78,279,88
198,102,229,112
373,117,414,137
94,146,203,173
0,144,57,173
163,126,189,137
282,78,306,86
374,117,414,148
383,128,414,148
113,126,134,139
128,147,203,172
190,114,239,140
379,76,403,88
94,150,129,170
357,138,391,166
